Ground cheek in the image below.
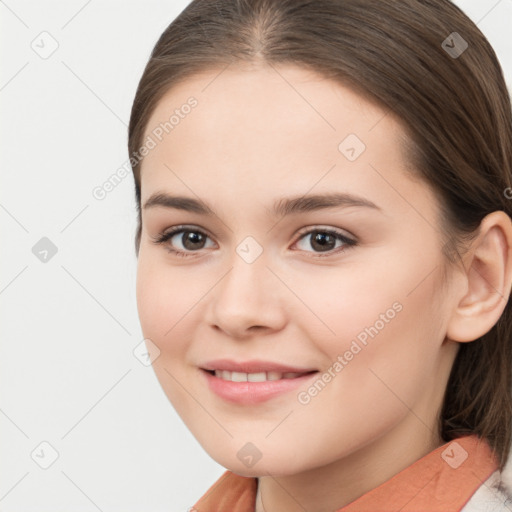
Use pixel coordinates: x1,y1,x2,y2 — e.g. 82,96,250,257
319,238,445,353
135,255,193,353
304,245,446,405
135,255,205,412
285,267,445,465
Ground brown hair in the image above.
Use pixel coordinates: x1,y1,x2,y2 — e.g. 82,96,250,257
128,0,512,469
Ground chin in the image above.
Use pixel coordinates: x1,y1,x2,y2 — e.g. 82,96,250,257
219,455,307,479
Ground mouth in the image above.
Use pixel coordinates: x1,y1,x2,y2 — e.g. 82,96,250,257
202,369,318,382
200,368,320,404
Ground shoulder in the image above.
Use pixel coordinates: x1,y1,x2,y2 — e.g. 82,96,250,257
461,470,512,511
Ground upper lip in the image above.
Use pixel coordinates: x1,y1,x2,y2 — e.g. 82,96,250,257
200,359,318,374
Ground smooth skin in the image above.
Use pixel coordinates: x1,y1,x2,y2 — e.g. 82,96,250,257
135,62,512,512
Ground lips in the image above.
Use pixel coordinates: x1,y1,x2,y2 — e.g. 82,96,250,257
211,369,309,382
199,359,319,404
201,367,320,405
200,358,318,374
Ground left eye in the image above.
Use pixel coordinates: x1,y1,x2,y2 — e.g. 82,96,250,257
293,228,356,255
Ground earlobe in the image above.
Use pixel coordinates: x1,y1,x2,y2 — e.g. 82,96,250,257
446,211,512,343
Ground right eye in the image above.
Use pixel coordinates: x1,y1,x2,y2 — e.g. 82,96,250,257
151,226,216,257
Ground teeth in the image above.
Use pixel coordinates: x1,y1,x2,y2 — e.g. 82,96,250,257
230,371,247,382
248,372,267,382
213,370,304,382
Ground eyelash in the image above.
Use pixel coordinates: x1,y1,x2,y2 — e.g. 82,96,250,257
151,225,357,259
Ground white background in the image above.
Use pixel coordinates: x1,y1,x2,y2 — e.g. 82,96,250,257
1,1,511,510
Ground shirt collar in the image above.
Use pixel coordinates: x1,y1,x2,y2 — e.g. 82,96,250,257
193,435,498,512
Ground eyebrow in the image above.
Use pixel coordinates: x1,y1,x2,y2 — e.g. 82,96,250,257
143,191,382,216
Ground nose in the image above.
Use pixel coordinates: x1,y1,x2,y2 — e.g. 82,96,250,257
205,247,287,339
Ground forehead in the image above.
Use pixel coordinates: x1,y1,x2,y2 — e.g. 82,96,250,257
139,63,420,212
143,62,393,144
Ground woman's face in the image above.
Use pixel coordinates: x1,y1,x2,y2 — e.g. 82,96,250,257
136,63,459,476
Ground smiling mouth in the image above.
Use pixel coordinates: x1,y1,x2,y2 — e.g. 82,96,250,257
203,369,318,382
200,368,321,404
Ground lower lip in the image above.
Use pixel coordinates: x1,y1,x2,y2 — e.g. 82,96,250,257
201,369,319,405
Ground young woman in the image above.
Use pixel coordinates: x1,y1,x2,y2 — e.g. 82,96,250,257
128,0,512,510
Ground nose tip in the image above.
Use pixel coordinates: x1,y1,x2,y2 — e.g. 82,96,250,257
212,322,270,339
205,255,287,338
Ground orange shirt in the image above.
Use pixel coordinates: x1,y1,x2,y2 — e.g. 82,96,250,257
192,435,499,511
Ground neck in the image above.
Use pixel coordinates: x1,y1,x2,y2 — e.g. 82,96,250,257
254,420,443,512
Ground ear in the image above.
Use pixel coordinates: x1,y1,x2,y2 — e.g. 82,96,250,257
446,211,512,343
